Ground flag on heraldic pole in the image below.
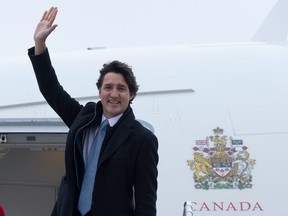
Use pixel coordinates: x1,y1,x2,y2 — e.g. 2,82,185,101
231,139,243,145
196,140,206,145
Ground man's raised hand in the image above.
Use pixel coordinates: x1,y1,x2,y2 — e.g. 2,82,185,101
34,7,58,55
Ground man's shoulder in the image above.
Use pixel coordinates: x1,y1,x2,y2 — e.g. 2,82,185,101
133,119,156,138
79,101,99,116
83,101,97,108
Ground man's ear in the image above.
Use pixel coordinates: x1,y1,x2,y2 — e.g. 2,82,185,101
98,89,102,99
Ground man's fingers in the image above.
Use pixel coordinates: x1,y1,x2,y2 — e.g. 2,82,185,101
40,7,58,23
47,7,58,22
40,11,48,22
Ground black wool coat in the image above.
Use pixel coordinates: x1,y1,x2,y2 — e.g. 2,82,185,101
28,48,158,216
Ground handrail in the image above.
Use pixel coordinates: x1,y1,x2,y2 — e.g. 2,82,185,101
183,201,193,216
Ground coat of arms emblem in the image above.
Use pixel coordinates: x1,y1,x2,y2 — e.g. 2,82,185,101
187,127,256,190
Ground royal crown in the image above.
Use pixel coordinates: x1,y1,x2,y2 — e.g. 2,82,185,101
213,127,224,135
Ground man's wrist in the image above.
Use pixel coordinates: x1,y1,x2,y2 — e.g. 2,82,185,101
34,41,47,55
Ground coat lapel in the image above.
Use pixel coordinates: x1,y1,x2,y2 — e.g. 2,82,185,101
98,121,132,166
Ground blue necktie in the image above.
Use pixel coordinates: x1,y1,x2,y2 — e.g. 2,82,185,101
78,119,109,215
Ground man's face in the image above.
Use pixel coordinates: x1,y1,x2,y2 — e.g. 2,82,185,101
99,72,133,119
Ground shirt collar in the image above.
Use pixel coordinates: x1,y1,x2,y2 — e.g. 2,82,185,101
101,114,123,127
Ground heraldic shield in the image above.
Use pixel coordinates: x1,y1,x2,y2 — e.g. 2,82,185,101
187,127,256,190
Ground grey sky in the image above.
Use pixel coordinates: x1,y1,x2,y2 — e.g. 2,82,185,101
0,0,278,56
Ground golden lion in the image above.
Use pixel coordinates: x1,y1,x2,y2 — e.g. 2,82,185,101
187,152,212,180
